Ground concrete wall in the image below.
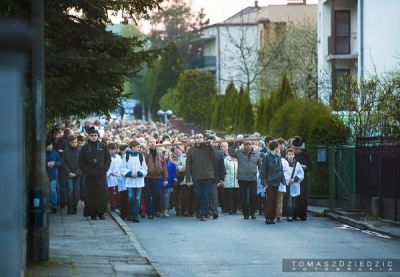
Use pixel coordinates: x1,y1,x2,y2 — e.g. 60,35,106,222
362,0,400,77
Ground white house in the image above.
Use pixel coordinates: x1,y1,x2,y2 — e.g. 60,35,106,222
199,4,260,95
317,0,400,104
197,0,316,95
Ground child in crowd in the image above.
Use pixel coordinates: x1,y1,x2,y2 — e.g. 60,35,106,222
282,148,304,222
163,151,176,218
107,142,122,212
121,141,148,223
118,143,129,220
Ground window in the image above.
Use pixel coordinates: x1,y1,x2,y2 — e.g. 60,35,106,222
335,11,350,54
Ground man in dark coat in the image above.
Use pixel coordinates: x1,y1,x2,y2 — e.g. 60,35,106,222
79,127,111,219
186,134,216,221
207,135,226,219
292,136,312,220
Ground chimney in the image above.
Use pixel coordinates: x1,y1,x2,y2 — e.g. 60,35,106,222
255,1,258,8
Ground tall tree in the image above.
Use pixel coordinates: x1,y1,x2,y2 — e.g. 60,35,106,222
175,69,217,126
211,95,225,131
258,20,317,98
0,0,163,121
222,83,239,132
143,42,183,118
148,0,209,67
234,86,254,133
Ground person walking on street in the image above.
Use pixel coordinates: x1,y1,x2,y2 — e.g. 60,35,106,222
186,134,216,221
221,142,240,215
207,135,226,219
144,137,168,219
121,140,148,223
46,140,61,213
229,139,262,220
61,135,82,214
78,127,111,220
291,136,312,221
282,148,304,222
261,140,285,224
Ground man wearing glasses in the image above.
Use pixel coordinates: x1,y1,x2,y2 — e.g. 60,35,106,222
79,127,111,220
186,134,216,221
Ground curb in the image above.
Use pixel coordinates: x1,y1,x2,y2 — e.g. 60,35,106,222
324,210,400,240
108,211,168,277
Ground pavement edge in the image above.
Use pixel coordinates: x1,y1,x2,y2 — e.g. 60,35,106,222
308,207,400,240
108,211,168,277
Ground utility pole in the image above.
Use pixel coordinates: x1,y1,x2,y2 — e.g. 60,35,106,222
0,19,32,276
28,0,49,261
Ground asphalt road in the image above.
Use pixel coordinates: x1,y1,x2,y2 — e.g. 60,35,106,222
127,212,400,277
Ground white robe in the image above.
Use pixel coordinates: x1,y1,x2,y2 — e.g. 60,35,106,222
281,158,304,197
107,155,122,188
120,153,148,188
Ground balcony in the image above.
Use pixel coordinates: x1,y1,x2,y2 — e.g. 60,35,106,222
327,35,357,61
189,55,216,69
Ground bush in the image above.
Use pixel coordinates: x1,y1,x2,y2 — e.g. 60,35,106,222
269,98,349,144
159,88,177,111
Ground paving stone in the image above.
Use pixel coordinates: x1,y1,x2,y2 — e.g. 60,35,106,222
113,264,157,274
26,206,159,276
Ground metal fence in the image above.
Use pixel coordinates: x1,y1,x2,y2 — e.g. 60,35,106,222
356,137,400,221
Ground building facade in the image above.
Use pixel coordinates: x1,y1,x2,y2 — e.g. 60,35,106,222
317,0,400,104
197,1,316,95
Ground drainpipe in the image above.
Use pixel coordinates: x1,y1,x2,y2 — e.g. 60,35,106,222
331,0,336,103
217,25,221,92
360,0,364,80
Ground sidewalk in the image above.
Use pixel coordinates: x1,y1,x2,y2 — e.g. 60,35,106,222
308,205,400,240
27,204,160,277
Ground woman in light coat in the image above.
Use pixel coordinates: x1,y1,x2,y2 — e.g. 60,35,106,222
221,142,240,214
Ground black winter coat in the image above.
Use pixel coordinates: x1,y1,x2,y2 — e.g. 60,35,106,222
78,140,111,177
260,153,285,186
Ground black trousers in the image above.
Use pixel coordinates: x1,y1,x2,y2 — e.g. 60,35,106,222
294,181,308,219
224,188,239,213
238,180,257,217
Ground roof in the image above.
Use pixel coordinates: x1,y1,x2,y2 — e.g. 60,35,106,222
224,6,263,24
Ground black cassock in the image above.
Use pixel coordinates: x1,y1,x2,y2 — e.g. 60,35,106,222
79,140,111,217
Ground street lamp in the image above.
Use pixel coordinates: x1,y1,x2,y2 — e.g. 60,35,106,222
157,109,173,130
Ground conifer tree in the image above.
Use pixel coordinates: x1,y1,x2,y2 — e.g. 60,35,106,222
222,83,239,132
211,95,224,130
234,86,254,133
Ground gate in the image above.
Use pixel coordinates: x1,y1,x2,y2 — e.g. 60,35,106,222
328,145,356,209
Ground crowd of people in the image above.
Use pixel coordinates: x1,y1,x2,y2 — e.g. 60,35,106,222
45,118,312,224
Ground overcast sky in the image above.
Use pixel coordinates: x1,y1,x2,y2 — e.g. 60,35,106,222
191,0,317,25
125,0,318,33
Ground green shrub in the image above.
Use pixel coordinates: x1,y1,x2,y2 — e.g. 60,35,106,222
269,98,349,144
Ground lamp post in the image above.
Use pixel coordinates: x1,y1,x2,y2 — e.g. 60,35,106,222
157,109,173,130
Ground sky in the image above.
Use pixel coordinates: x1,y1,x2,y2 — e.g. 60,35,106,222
190,0,317,25
111,0,318,33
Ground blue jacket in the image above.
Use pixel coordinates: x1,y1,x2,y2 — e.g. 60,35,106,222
167,160,176,189
46,150,61,181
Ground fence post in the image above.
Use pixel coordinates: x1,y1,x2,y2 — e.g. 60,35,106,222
328,145,335,209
